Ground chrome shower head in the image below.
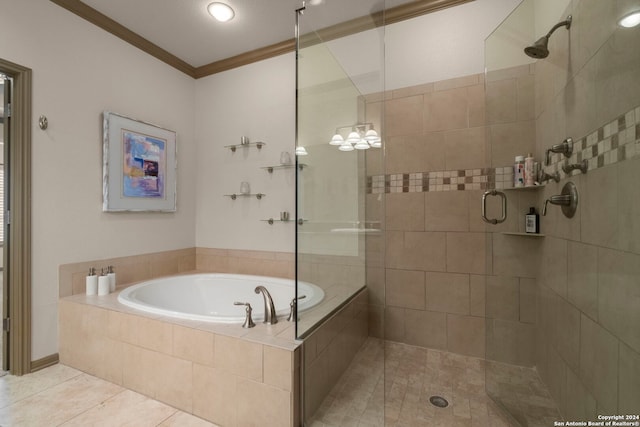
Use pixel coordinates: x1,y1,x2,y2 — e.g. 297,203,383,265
524,15,572,59
525,36,550,59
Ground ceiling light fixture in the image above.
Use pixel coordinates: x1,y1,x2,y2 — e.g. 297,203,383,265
208,2,235,22
329,123,382,152
618,10,640,28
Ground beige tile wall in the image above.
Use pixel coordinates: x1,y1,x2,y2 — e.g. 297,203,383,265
532,0,640,419
59,296,301,426
59,247,296,297
59,248,196,297
365,69,538,364
302,289,369,422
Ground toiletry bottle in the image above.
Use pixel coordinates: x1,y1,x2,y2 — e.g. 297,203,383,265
98,268,110,296
86,267,98,295
514,156,525,187
525,207,540,233
107,265,116,292
524,153,535,187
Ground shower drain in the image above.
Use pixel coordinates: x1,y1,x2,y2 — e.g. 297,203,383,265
429,395,449,408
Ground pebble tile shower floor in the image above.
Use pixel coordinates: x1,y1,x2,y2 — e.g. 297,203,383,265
308,338,561,427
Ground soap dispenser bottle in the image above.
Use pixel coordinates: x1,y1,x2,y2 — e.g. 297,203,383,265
86,267,98,295
525,207,540,234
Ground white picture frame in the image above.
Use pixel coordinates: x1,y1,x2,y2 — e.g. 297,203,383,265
102,111,177,212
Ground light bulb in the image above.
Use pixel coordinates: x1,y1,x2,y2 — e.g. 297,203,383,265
208,2,235,22
364,129,379,142
338,141,355,152
354,140,370,150
346,131,361,143
329,134,344,146
618,11,640,28
295,146,308,156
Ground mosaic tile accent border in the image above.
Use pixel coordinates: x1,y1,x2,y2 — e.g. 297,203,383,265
367,105,640,194
545,106,640,179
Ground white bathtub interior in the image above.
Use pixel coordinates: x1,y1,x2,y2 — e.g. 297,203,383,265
117,273,324,323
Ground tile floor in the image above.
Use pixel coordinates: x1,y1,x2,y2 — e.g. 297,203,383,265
0,364,218,426
307,338,561,427
0,339,561,427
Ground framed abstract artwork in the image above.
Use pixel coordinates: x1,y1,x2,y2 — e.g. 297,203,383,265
102,111,177,212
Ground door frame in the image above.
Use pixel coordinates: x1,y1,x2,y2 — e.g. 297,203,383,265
0,58,32,376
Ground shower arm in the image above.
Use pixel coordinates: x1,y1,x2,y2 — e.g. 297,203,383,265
544,15,572,39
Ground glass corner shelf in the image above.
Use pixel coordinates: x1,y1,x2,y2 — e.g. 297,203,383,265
225,193,265,200
501,232,545,237
503,185,544,191
224,142,266,152
261,164,306,173
261,218,306,225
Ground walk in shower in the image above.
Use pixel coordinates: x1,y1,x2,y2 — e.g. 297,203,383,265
296,0,640,425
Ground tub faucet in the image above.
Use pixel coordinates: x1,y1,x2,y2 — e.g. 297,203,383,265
255,286,278,325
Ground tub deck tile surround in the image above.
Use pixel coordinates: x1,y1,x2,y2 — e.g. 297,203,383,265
59,247,297,298
59,291,301,426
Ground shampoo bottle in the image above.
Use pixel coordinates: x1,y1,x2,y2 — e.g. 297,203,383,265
524,153,535,187
514,156,525,187
525,207,540,234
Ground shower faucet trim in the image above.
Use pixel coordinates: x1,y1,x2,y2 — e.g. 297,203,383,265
545,137,573,165
562,159,588,175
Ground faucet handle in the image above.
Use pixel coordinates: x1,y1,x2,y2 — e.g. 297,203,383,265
234,302,256,328
286,295,307,322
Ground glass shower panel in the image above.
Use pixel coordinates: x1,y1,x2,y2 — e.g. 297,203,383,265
295,2,384,338
295,2,385,425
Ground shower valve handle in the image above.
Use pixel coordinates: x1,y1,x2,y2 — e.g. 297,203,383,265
545,137,573,165
287,295,306,322
234,302,256,328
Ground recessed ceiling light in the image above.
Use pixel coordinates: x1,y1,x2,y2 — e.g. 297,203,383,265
618,10,640,28
208,2,235,22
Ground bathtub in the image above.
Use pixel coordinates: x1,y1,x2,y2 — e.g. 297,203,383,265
117,273,324,323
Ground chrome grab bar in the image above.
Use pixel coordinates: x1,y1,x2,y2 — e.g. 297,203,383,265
481,190,507,224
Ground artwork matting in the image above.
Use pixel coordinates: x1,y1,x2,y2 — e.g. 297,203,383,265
103,111,177,212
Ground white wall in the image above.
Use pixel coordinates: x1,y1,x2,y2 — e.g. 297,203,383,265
0,0,196,359
194,54,295,252
323,0,522,93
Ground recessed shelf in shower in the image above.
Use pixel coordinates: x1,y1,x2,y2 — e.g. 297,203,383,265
501,232,545,237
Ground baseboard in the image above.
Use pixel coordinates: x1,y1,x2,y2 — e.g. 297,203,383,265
30,353,59,373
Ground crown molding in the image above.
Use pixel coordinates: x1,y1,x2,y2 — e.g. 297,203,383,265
50,0,473,79
50,0,196,77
